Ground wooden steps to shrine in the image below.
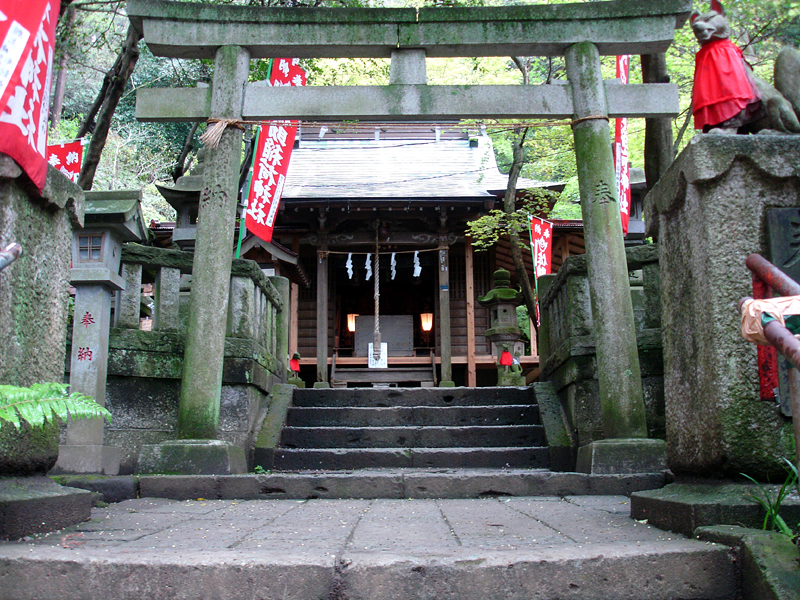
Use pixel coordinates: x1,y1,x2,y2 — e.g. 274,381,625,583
273,387,550,471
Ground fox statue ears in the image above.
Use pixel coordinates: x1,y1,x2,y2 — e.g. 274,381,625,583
690,1,725,23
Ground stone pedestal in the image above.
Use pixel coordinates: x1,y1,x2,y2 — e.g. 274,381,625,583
645,135,800,479
577,438,667,475
136,439,247,475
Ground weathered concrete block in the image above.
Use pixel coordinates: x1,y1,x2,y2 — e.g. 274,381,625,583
50,475,139,503
576,438,667,475
137,440,247,475
0,475,92,540
645,135,799,479
632,482,800,537
139,474,221,500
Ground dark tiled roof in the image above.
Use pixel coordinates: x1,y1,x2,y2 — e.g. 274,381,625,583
283,136,550,200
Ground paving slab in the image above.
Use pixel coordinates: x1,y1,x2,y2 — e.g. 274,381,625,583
0,495,736,600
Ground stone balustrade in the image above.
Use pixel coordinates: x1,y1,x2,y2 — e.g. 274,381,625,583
86,243,289,474
537,244,664,448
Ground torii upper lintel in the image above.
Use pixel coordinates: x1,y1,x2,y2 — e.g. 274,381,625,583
127,0,692,60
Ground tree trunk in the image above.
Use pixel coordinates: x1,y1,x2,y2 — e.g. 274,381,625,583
50,6,76,130
641,53,675,191
503,128,539,334
78,24,142,190
171,122,199,181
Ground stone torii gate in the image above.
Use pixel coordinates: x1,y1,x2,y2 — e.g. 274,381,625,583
128,0,690,472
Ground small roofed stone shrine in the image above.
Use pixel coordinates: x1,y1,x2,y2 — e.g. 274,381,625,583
129,0,689,473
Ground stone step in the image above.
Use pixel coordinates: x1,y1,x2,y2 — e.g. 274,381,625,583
279,425,547,449
272,447,550,470
286,405,541,427
137,470,669,500
2,492,733,600
292,386,534,407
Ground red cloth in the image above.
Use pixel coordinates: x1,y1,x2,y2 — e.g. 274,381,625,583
692,38,760,131
289,358,300,373
499,351,513,367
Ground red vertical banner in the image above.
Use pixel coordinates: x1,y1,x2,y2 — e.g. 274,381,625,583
530,216,553,278
614,54,631,236
0,0,57,191
244,59,307,243
46,139,83,183
530,216,553,327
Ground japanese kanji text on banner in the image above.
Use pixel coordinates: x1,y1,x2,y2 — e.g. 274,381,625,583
0,0,58,191
530,216,553,278
245,58,307,243
46,140,83,184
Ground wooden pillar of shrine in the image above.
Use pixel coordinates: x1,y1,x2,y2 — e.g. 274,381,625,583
316,234,329,385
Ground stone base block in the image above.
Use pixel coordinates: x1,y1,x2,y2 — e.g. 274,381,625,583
136,439,247,475
53,444,121,475
0,475,92,540
576,438,666,475
631,481,800,537
313,382,330,388
287,377,305,388
439,380,456,388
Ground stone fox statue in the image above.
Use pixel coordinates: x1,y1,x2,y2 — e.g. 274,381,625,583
690,1,800,134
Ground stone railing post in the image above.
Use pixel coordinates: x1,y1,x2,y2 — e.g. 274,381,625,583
271,276,290,382
565,41,664,473
116,262,142,329
154,266,180,331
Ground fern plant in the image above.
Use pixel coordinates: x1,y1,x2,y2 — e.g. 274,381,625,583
0,383,111,429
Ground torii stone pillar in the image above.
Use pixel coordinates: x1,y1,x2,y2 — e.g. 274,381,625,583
566,42,665,473
141,45,250,474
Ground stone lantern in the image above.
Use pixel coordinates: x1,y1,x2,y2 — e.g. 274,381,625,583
54,190,148,475
477,269,526,386
155,149,206,252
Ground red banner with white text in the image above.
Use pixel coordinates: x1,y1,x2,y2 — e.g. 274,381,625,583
614,54,631,236
0,0,57,191
530,216,553,278
530,216,553,327
244,59,307,243
47,140,83,183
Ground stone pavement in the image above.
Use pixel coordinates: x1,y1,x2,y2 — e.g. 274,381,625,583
0,495,735,600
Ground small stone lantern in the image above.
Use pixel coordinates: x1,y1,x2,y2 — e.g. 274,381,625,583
477,269,526,386
155,149,206,252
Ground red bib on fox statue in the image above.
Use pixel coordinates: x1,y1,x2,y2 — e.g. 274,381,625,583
690,1,762,132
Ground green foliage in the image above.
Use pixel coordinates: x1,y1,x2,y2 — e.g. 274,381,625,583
253,465,268,474
466,189,557,251
742,467,799,539
0,383,111,430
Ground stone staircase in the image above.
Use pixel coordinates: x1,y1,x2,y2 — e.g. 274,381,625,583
273,386,550,471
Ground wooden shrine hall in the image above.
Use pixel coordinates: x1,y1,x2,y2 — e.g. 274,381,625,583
239,122,568,388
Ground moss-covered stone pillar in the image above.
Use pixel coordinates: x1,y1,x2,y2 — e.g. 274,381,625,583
565,42,662,472
177,45,250,439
